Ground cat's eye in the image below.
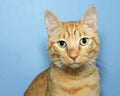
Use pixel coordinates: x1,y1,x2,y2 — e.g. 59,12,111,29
80,37,89,46
57,41,67,48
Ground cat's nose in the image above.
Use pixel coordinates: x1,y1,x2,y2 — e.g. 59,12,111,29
70,55,78,61
68,48,78,61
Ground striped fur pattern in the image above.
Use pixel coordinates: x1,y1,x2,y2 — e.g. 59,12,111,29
24,6,100,96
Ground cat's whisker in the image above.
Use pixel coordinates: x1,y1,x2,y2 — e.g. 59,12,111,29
87,57,106,68
86,63,93,73
87,59,105,68
85,58,106,74
97,56,106,62
96,62,106,68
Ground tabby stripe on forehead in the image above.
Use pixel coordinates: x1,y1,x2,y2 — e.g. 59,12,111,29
79,31,82,37
73,30,77,36
66,29,70,37
75,24,78,29
58,33,62,39
64,23,69,29
81,31,87,36
63,33,65,39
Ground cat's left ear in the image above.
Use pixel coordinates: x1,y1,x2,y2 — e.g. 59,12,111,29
44,10,61,35
81,6,97,31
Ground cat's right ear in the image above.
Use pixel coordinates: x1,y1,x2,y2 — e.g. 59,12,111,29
44,10,61,35
81,6,97,32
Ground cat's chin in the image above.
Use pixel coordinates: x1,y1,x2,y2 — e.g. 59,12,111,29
69,63,81,68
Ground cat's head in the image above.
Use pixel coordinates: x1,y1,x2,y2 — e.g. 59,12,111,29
45,6,100,69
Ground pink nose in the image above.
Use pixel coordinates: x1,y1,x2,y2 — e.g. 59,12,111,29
70,55,78,61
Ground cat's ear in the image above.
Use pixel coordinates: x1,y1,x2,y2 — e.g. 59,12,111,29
44,10,61,34
81,6,97,31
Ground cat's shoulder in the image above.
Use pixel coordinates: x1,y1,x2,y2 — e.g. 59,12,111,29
31,68,49,84
24,68,50,96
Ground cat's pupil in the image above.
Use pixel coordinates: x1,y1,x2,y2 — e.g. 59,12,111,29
82,38,87,44
59,41,65,46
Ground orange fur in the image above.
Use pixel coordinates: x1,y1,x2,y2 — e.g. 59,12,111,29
24,6,100,96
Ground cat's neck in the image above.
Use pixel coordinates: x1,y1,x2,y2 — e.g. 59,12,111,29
48,63,99,96
50,63,97,80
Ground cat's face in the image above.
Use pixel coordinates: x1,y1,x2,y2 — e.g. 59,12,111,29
45,6,99,68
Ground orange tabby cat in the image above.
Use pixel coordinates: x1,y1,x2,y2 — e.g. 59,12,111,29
24,6,100,96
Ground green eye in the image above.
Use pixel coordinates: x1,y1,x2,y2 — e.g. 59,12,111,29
80,37,89,46
57,41,67,48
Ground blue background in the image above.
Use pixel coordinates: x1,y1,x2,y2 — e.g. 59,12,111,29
0,0,120,96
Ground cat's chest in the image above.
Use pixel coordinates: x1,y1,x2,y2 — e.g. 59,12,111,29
49,79,99,96
49,69,100,96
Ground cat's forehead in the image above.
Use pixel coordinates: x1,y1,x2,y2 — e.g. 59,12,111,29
62,21,80,29
61,21,81,34
61,21,93,37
